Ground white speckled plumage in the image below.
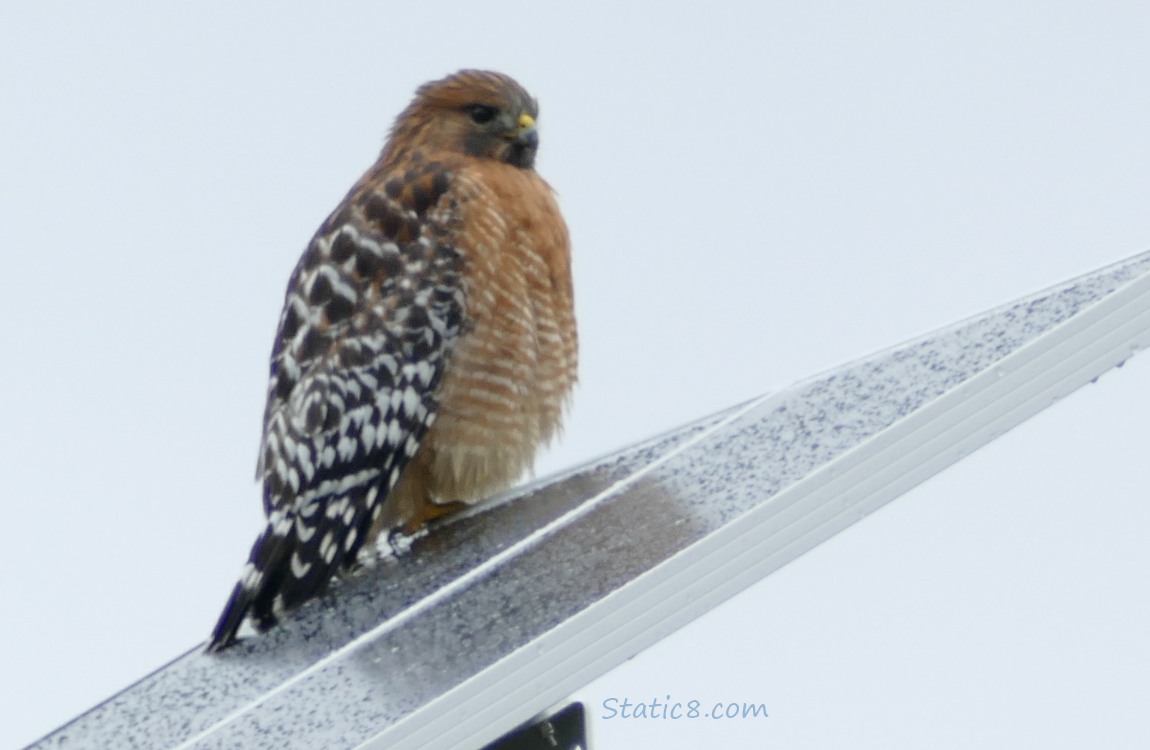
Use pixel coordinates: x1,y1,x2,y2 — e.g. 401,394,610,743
207,70,576,652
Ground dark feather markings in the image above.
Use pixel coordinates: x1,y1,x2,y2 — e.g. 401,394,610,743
207,157,461,652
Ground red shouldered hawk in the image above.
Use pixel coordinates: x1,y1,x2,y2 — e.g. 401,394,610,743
207,70,576,652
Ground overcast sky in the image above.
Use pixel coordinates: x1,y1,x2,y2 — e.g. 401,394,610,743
2,3,1149,748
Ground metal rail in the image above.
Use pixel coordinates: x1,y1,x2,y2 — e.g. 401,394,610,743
30,249,1150,750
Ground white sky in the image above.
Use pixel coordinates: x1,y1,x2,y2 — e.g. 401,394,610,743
2,2,1148,748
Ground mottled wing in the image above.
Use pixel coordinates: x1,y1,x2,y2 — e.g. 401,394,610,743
208,157,465,650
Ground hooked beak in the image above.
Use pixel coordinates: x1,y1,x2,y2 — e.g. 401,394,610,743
515,113,539,149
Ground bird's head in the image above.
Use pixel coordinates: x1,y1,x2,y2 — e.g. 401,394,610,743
385,70,541,169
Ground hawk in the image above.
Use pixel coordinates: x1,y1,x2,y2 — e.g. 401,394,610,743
207,70,576,652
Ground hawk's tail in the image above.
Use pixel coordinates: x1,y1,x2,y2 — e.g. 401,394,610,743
205,525,291,653
205,489,378,653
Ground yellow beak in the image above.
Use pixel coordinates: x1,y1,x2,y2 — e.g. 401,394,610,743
515,113,538,149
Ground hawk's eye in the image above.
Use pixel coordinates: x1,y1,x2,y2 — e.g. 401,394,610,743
467,104,497,124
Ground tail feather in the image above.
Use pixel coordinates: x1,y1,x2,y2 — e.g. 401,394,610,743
206,528,291,652
205,485,379,653
206,582,252,654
